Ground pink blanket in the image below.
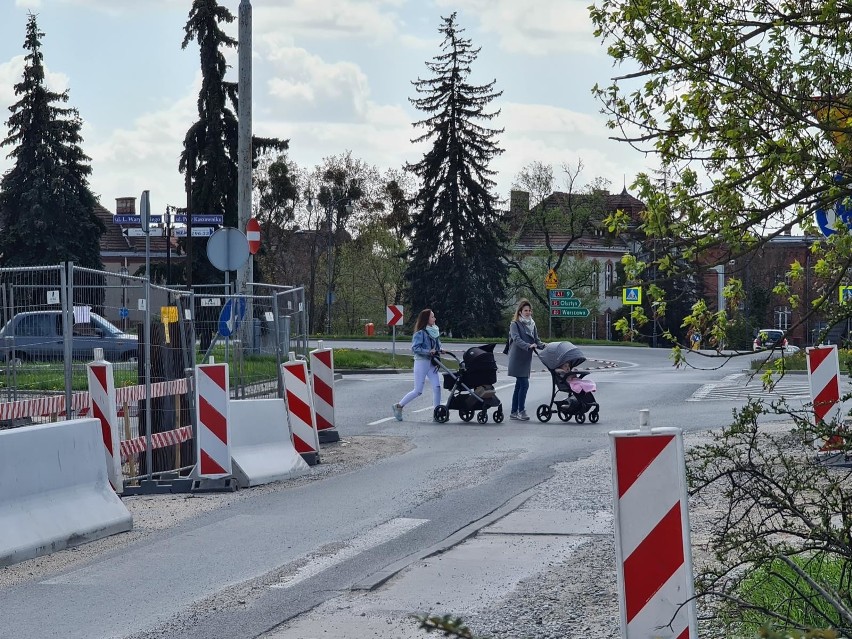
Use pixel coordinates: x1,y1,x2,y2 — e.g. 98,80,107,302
568,377,597,393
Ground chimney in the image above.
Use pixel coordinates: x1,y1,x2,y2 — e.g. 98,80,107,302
115,197,136,214
510,190,530,217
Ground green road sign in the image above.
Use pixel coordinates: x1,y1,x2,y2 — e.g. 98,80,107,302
548,288,574,299
550,298,582,308
550,308,590,318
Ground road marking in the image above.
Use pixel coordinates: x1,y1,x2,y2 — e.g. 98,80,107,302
369,384,513,424
270,517,428,589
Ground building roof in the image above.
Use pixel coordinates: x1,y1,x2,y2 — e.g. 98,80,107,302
95,203,180,260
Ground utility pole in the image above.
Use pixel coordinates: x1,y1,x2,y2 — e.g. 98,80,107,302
236,0,253,295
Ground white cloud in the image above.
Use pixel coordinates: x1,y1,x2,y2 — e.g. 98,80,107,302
436,0,601,55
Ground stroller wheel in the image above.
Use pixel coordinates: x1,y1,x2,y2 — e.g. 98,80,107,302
557,407,571,422
434,405,450,423
589,409,600,424
575,412,586,424
493,409,504,423
536,404,552,422
477,410,488,424
460,409,475,422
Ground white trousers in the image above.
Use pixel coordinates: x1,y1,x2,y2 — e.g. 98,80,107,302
399,358,441,408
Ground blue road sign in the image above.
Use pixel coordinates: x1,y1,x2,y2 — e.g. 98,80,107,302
173,214,224,224
218,297,247,337
815,199,852,237
114,214,163,225
623,286,642,305
119,307,129,319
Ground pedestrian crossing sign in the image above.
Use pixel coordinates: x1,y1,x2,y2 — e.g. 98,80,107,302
623,286,642,306
841,285,852,303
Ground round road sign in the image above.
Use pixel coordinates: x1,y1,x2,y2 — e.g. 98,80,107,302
246,217,261,254
206,227,250,272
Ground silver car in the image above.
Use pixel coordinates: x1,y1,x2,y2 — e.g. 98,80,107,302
0,311,138,363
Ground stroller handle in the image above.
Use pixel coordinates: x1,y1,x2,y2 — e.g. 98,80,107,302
433,350,460,364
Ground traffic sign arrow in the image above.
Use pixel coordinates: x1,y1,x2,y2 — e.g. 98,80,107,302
386,304,404,326
550,298,582,308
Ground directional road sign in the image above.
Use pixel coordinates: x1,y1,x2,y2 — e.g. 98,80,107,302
550,298,582,308
114,214,163,225
123,227,164,237
550,308,590,318
548,289,574,299
387,304,404,326
218,297,247,337
623,286,642,305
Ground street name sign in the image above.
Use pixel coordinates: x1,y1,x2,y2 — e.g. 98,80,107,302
174,227,215,238
114,215,163,225
173,214,224,224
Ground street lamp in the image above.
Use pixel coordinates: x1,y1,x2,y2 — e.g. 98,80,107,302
709,264,725,314
306,193,353,334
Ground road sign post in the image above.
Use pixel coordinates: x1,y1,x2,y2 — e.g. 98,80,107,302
387,305,403,359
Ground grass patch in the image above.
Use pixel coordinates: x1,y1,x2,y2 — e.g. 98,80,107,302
725,554,848,636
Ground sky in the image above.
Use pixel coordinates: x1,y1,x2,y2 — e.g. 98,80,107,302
0,0,654,219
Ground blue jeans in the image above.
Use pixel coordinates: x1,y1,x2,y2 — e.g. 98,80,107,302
511,377,529,414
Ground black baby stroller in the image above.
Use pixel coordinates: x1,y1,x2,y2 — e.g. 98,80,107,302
535,341,600,423
433,344,504,423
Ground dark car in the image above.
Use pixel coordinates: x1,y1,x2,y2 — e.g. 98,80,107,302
0,310,138,363
753,329,789,351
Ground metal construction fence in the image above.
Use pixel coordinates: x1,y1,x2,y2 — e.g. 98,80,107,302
0,263,310,484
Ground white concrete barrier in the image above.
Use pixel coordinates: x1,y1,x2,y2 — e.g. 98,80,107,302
0,419,133,567
230,398,310,488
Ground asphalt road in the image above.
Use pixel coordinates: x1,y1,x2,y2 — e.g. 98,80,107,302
0,344,808,639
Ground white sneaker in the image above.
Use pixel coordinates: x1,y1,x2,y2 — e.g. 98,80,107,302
518,410,531,421
392,404,403,421
510,412,520,420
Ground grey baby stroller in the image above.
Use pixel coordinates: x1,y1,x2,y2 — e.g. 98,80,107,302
433,344,504,423
536,341,600,423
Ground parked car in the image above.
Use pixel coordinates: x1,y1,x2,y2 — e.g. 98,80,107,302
753,329,788,351
0,311,138,364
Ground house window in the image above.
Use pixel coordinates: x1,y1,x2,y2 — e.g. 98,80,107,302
591,262,600,294
774,306,791,330
605,262,614,297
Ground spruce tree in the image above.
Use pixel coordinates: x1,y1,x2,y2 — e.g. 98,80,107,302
405,12,507,337
0,13,104,270
180,0,286,286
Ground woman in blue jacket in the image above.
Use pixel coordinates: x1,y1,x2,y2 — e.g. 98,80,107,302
392,308,445,421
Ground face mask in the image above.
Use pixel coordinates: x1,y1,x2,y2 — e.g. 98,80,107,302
426,325,440,339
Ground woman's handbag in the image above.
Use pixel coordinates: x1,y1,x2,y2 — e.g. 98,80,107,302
502,321,517,354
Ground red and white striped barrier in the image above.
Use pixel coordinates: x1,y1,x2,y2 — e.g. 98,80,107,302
807,345,844,451
610,421,697,639
310,343,339,443
194,363,231,478
0,378,189,423
281,358,320,465
87,357,122,494
120,426,192,458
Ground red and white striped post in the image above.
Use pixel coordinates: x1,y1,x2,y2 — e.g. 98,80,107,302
807,345,844,451
87,349,123,494
610,411,697,639
194,363,232,478
281,355,320,466
310,341,339,443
